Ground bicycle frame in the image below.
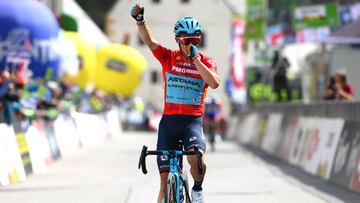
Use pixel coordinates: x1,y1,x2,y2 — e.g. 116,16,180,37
138,145,203,203
168,151,184,203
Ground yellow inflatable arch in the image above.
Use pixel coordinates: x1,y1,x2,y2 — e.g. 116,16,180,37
63,32,97,88
95,44,147,96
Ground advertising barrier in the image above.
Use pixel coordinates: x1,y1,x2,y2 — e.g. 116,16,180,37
261,113,283,155
235,102,360,194
53,114,80,156
45,120,62,160
105,108,122,137
279,115,299,161
12,118,33,175
0,109,123,186
289,117,309,166
72,112,108,147
330,121,360,188
237,113,258,144
25,121,53,173
300,118,344,178
0,124,26,185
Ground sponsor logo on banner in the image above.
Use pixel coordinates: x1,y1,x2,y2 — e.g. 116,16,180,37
298,118,344,178
289,117,308,166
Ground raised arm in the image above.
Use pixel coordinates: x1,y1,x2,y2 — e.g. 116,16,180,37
130,4,158,51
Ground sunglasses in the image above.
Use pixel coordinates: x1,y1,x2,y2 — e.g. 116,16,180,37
178,36,201,45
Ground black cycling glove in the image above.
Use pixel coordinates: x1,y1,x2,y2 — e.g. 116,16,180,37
131,6,145,22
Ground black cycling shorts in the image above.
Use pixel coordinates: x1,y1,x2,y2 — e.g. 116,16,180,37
156,114,206,173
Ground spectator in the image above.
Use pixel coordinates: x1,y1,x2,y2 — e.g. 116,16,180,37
271,50,290,101
203,94,223,151
335,71,354,100
0,69,21,124
323,76,336,100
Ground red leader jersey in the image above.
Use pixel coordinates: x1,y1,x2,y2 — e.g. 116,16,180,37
152,44,217,116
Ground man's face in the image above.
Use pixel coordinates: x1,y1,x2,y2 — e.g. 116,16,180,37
176,34,201,55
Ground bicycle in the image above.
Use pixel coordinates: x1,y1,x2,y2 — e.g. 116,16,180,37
138,144,203,203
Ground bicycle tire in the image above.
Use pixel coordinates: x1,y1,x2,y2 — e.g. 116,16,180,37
180,173,191,203
165,173,177,203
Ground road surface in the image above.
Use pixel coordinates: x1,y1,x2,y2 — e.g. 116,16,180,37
1,132,359,203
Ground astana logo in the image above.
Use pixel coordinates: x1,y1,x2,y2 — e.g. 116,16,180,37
167,76,201,88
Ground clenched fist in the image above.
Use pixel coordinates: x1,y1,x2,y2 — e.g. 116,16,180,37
130,4,145,23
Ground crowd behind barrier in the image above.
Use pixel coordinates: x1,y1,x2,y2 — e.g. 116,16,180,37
228,101,360,194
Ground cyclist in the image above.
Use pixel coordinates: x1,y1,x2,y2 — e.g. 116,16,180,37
203,94,223,151
131,4,220,203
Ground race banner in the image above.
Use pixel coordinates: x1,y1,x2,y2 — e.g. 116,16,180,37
296,27,331,43
330,121,359,188
293,3,339,29
245,0,266,41
227,18,247,106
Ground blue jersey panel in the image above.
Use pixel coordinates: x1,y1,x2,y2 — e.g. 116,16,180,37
165,72,204,105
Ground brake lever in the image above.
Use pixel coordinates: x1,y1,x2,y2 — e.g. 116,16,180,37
138,145,148,174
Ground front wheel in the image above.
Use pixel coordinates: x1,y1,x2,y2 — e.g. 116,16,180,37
181,173,191,203
165,173,177,203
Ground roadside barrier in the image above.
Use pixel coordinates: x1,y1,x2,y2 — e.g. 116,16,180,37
0,108,122,186
230,101,360,193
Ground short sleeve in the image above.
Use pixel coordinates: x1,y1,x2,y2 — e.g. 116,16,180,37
152,44,172,65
